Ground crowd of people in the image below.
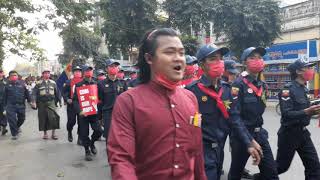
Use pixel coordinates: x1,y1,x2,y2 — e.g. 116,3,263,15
1,27,320,180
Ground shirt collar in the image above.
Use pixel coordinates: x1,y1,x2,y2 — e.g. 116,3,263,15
200,75,221,91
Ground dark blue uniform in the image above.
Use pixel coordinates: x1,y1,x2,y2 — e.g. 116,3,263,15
62,80,80,135
187,75,252,180
277,81,320,179
73,79,102,149
228,74,279,180
127,78,140,89
0,78,8,129
3,80,31,137
98,78,127,139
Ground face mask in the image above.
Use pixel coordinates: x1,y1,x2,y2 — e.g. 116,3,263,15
43,73,50,80
154,73,180,90
108,67,119,75
130,73,137,80
98,75,106,80
117,73,125,80
247,59,265,73
207,60,225,79
73,71,82,78
10,75,18,82
184,65,196,76
84,70,93,78
0,72,4,78
303,69,315,81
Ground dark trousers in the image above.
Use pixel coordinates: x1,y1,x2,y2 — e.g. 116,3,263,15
0,104,7,127
6,104,25,136
66,104,79,134
103,110,112,140
277,128,320,179
79,114,102,148
228,128,279,180
204,141,224,180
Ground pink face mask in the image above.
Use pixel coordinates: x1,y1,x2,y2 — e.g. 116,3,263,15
10,75,18,82
184,65,196,76
303,69,315,81
130,73,137,80
84,70,93,78
108,67,119,75
73,71,82,78
154,73,180,90
43,73,50,80
98,75,106,80
207,60,225,79
247,59,265,73
117,73,125,80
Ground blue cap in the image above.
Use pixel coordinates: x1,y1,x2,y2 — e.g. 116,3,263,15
287,59,316,73
240,47,266,62
96,69,105,75
196,44,229,62
186,55,198,65
72,66,82,71
105,59,120,67
224,60,240,74
82,65,93,71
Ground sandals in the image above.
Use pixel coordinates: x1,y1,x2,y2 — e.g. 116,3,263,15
43,134,48,140
51,135,58,140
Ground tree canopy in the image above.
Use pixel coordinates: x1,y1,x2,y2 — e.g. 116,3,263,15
0,0,47,67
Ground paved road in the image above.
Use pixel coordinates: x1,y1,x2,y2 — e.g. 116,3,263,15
1,105,319,180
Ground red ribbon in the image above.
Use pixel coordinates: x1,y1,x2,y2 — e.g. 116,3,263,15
197,83,229,119
243,78,263,97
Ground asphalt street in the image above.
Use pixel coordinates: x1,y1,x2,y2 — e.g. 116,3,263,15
0,104,319,180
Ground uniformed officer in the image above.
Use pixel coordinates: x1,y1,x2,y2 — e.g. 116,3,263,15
96,69,106,131
3,70,32,140
222,60,254,179
180,55,197,88
187,45,262,180
96,69,106,81
127,63,141,89
62,66,82,143
33,70,61,140
277,59,320,179
116,70,125,80
0,68,8,135
228,47,279,180
73,65,102,161
98,59,127,139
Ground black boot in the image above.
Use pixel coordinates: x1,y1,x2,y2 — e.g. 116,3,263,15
85,148,93,161
1,126,8,136
68,131,73,142
242,168,254,179
77,137,83,146
90,143,97,155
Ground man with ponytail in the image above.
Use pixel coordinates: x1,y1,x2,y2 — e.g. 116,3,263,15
107,28,207,180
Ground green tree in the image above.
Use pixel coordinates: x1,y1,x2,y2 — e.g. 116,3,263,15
0,0,47,67
163,0,213,36
51,0,100,66
100,0,159,59
180,35,199,56
211,0,281,57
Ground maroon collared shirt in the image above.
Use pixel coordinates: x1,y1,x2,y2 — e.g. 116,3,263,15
107,81,207,180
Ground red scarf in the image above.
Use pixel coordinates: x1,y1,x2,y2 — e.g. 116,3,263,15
197,83,229,119
243,78,263,97
70,77,83,97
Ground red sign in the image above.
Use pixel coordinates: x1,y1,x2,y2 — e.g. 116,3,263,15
76,84,98,116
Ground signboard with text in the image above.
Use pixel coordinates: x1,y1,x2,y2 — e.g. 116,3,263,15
76,85,98,116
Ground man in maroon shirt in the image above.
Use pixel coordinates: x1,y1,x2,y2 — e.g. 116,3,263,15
107,28,207,180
